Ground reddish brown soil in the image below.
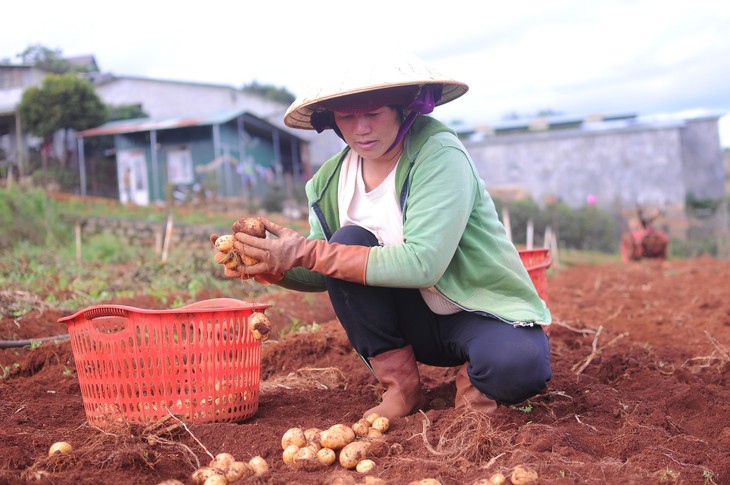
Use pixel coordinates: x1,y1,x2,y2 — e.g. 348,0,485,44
1,257,729,485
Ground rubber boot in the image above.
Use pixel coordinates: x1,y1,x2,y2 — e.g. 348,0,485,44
363,346,423,420
454,362,498,413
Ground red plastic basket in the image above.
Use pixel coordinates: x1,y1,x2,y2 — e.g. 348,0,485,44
518,248,552,305
58,298,269,427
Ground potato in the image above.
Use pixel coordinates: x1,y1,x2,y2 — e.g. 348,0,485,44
293,446,318,470
222,251,243,270
362,477,387,485
232,217,266,238
364,412,380,425
329,423,356,444
295,446,317,461
48,441,73,456
225,461,253,482
282,444,300,465
242,254,259,267
319,428,347,450
281,427,307,449
214,235,235,254
304,427,322,445
209,452,235,469
407,480,441,485
488,473,507,485
316,447,336,466
363,438,388,458
356,459,376,474
371,416,390,434
510,465,538,485
389,443,404,455
248,456,269,477
366,428,383,439
339,441,367,469
191,467,221,484
248,312,272,341
351,419,370,437
203,475,228,485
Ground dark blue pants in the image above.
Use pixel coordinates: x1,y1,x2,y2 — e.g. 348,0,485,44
325,225,552,404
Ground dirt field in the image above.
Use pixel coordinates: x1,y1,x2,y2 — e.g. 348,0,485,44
1,257,729,485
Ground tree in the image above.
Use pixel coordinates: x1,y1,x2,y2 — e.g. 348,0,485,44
242,80,296,105
106,104,148,122
19,73,107,169
16,44,72,73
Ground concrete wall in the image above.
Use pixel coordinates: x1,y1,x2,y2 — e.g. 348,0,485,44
464,120,719,210
94,77,283,120
680,118,726,200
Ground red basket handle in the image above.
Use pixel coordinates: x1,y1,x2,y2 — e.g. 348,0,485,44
81,306,135,337
81,305,132,320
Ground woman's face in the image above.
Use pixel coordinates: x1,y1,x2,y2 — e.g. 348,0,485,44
333,106,402,162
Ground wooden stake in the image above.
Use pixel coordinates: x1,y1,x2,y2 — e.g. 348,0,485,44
543,226,552,249
75,222,82,263
526,219,534,249
550,230,560,269
161,213,173,263
502,207,512,242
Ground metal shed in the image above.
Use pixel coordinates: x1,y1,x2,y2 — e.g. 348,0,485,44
76,108,306,205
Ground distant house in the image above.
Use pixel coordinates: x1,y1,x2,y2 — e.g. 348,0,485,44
0,63,50,173
0,56,103,176
76,108,305,206
0,59,343,196
88,74,343,173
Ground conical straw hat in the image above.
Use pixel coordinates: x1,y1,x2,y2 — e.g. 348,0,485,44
284,51,468,130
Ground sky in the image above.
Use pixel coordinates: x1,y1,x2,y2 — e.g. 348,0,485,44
3,0,730,146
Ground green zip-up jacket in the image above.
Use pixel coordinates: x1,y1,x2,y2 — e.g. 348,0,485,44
277,116,551,326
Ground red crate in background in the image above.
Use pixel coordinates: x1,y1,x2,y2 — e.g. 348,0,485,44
518,248,552,305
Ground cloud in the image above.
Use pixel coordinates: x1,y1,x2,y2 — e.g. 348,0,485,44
2,0,729,145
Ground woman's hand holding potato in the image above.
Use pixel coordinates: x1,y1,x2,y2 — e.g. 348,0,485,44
210,216,284,284
233,217,308,276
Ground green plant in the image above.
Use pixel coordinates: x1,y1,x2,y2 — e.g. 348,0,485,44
72,232,144,264
492,198,620,253
0,186,70,251
514,404,533,414
1,363,20,379
703,469,716,485
281,318,321,338
656,468,679,482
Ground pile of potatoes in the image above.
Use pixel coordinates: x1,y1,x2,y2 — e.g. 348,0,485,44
186,452,269,484
469,464,539,485
280,413,390,474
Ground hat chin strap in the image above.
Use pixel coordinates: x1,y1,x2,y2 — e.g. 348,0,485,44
310,84,444,152
385,84,443,153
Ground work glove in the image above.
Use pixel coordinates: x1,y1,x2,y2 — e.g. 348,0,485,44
233,218,370,285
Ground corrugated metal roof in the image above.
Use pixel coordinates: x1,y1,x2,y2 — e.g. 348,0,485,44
75,108,287,137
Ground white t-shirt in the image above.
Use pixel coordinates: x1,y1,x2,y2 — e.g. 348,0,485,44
337,150,460,315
